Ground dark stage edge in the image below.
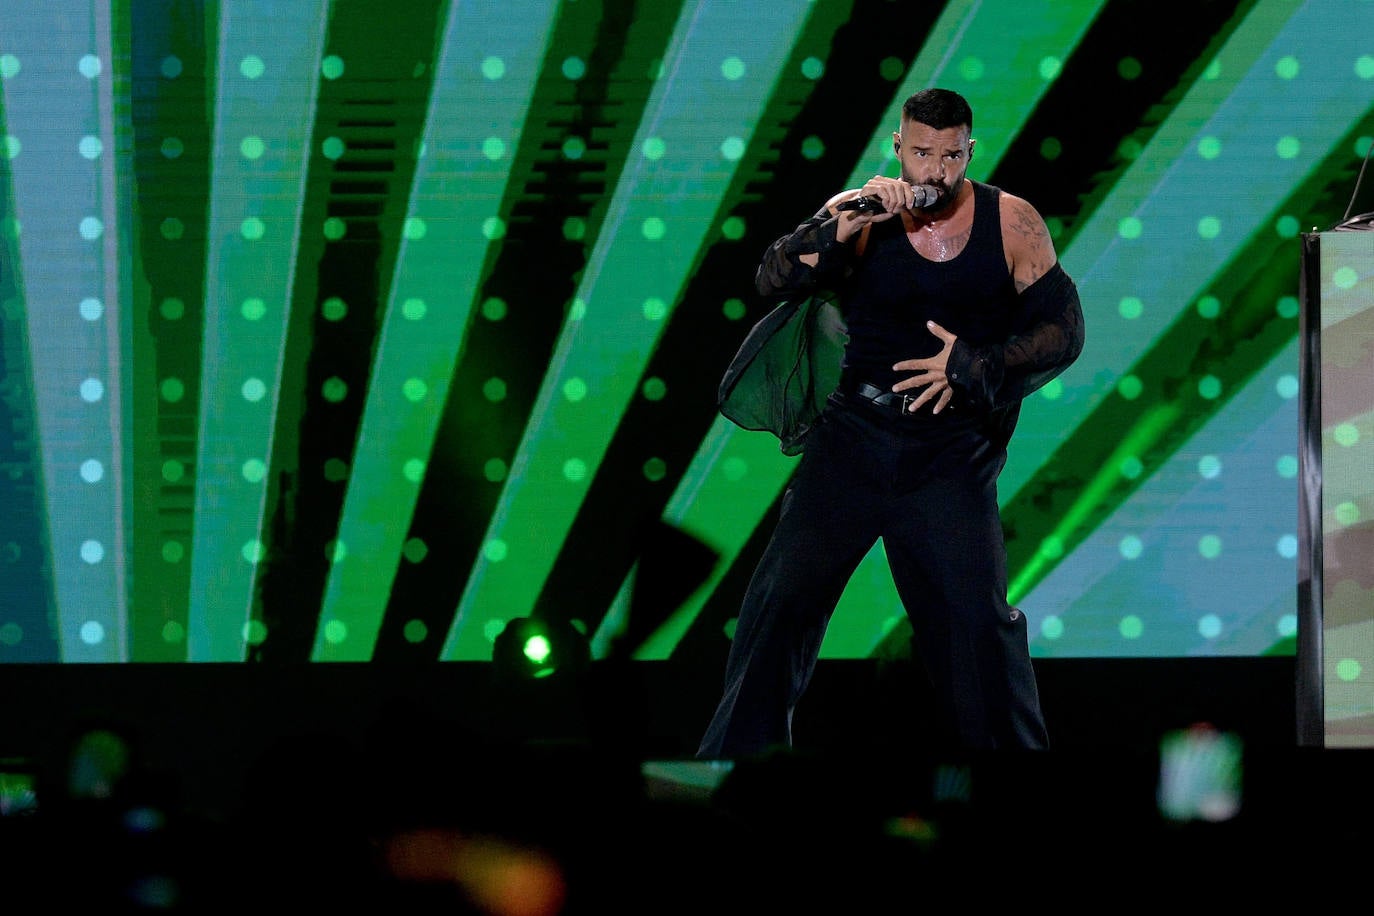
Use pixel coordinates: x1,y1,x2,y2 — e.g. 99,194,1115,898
0,656,1313,813
4,656,1372,911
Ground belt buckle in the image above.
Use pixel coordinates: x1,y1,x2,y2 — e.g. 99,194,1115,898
900,393,914,415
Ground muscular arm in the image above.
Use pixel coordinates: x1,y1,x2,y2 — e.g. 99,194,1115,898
1001,192,1058,292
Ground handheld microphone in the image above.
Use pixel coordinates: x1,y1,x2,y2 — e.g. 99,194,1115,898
837,184,939,213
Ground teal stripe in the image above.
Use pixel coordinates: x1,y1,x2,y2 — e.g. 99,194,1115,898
187,0,331,660
0,2,131,661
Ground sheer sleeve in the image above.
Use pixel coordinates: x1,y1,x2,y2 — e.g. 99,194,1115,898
945,262,1085,411
755,209,854,299
716,208,854,455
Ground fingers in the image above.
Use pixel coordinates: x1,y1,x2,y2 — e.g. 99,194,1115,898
925,319,956,342
903,383,947,414
901,383,954,415
892,357,941,374
862,176,920,213
891,319,959,413
892,324,955,370
891,370,935,392
903,387,937,413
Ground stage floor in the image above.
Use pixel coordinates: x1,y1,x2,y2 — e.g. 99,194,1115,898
5,655,1371,911
0,655,1305,816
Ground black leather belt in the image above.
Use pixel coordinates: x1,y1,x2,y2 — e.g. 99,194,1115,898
845,381,916,415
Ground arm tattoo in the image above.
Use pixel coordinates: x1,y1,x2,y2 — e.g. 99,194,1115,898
1006,197,1054,291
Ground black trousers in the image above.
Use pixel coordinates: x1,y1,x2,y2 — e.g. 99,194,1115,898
697,395,1049,757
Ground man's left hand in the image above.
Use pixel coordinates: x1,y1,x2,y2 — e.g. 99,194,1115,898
891,321,957,414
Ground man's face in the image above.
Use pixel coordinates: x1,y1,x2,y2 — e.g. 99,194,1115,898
892,120,974,209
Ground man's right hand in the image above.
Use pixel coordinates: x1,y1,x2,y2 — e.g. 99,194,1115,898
826,177,920,242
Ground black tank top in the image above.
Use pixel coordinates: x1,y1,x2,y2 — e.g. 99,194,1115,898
840,181,1018,397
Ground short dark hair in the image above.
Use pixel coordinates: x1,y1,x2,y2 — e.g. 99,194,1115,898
901,88,973,133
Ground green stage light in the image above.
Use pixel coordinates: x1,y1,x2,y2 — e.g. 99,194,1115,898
523,633,552,667
492,616,589,682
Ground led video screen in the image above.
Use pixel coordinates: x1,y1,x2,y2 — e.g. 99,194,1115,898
1,0,1370,666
